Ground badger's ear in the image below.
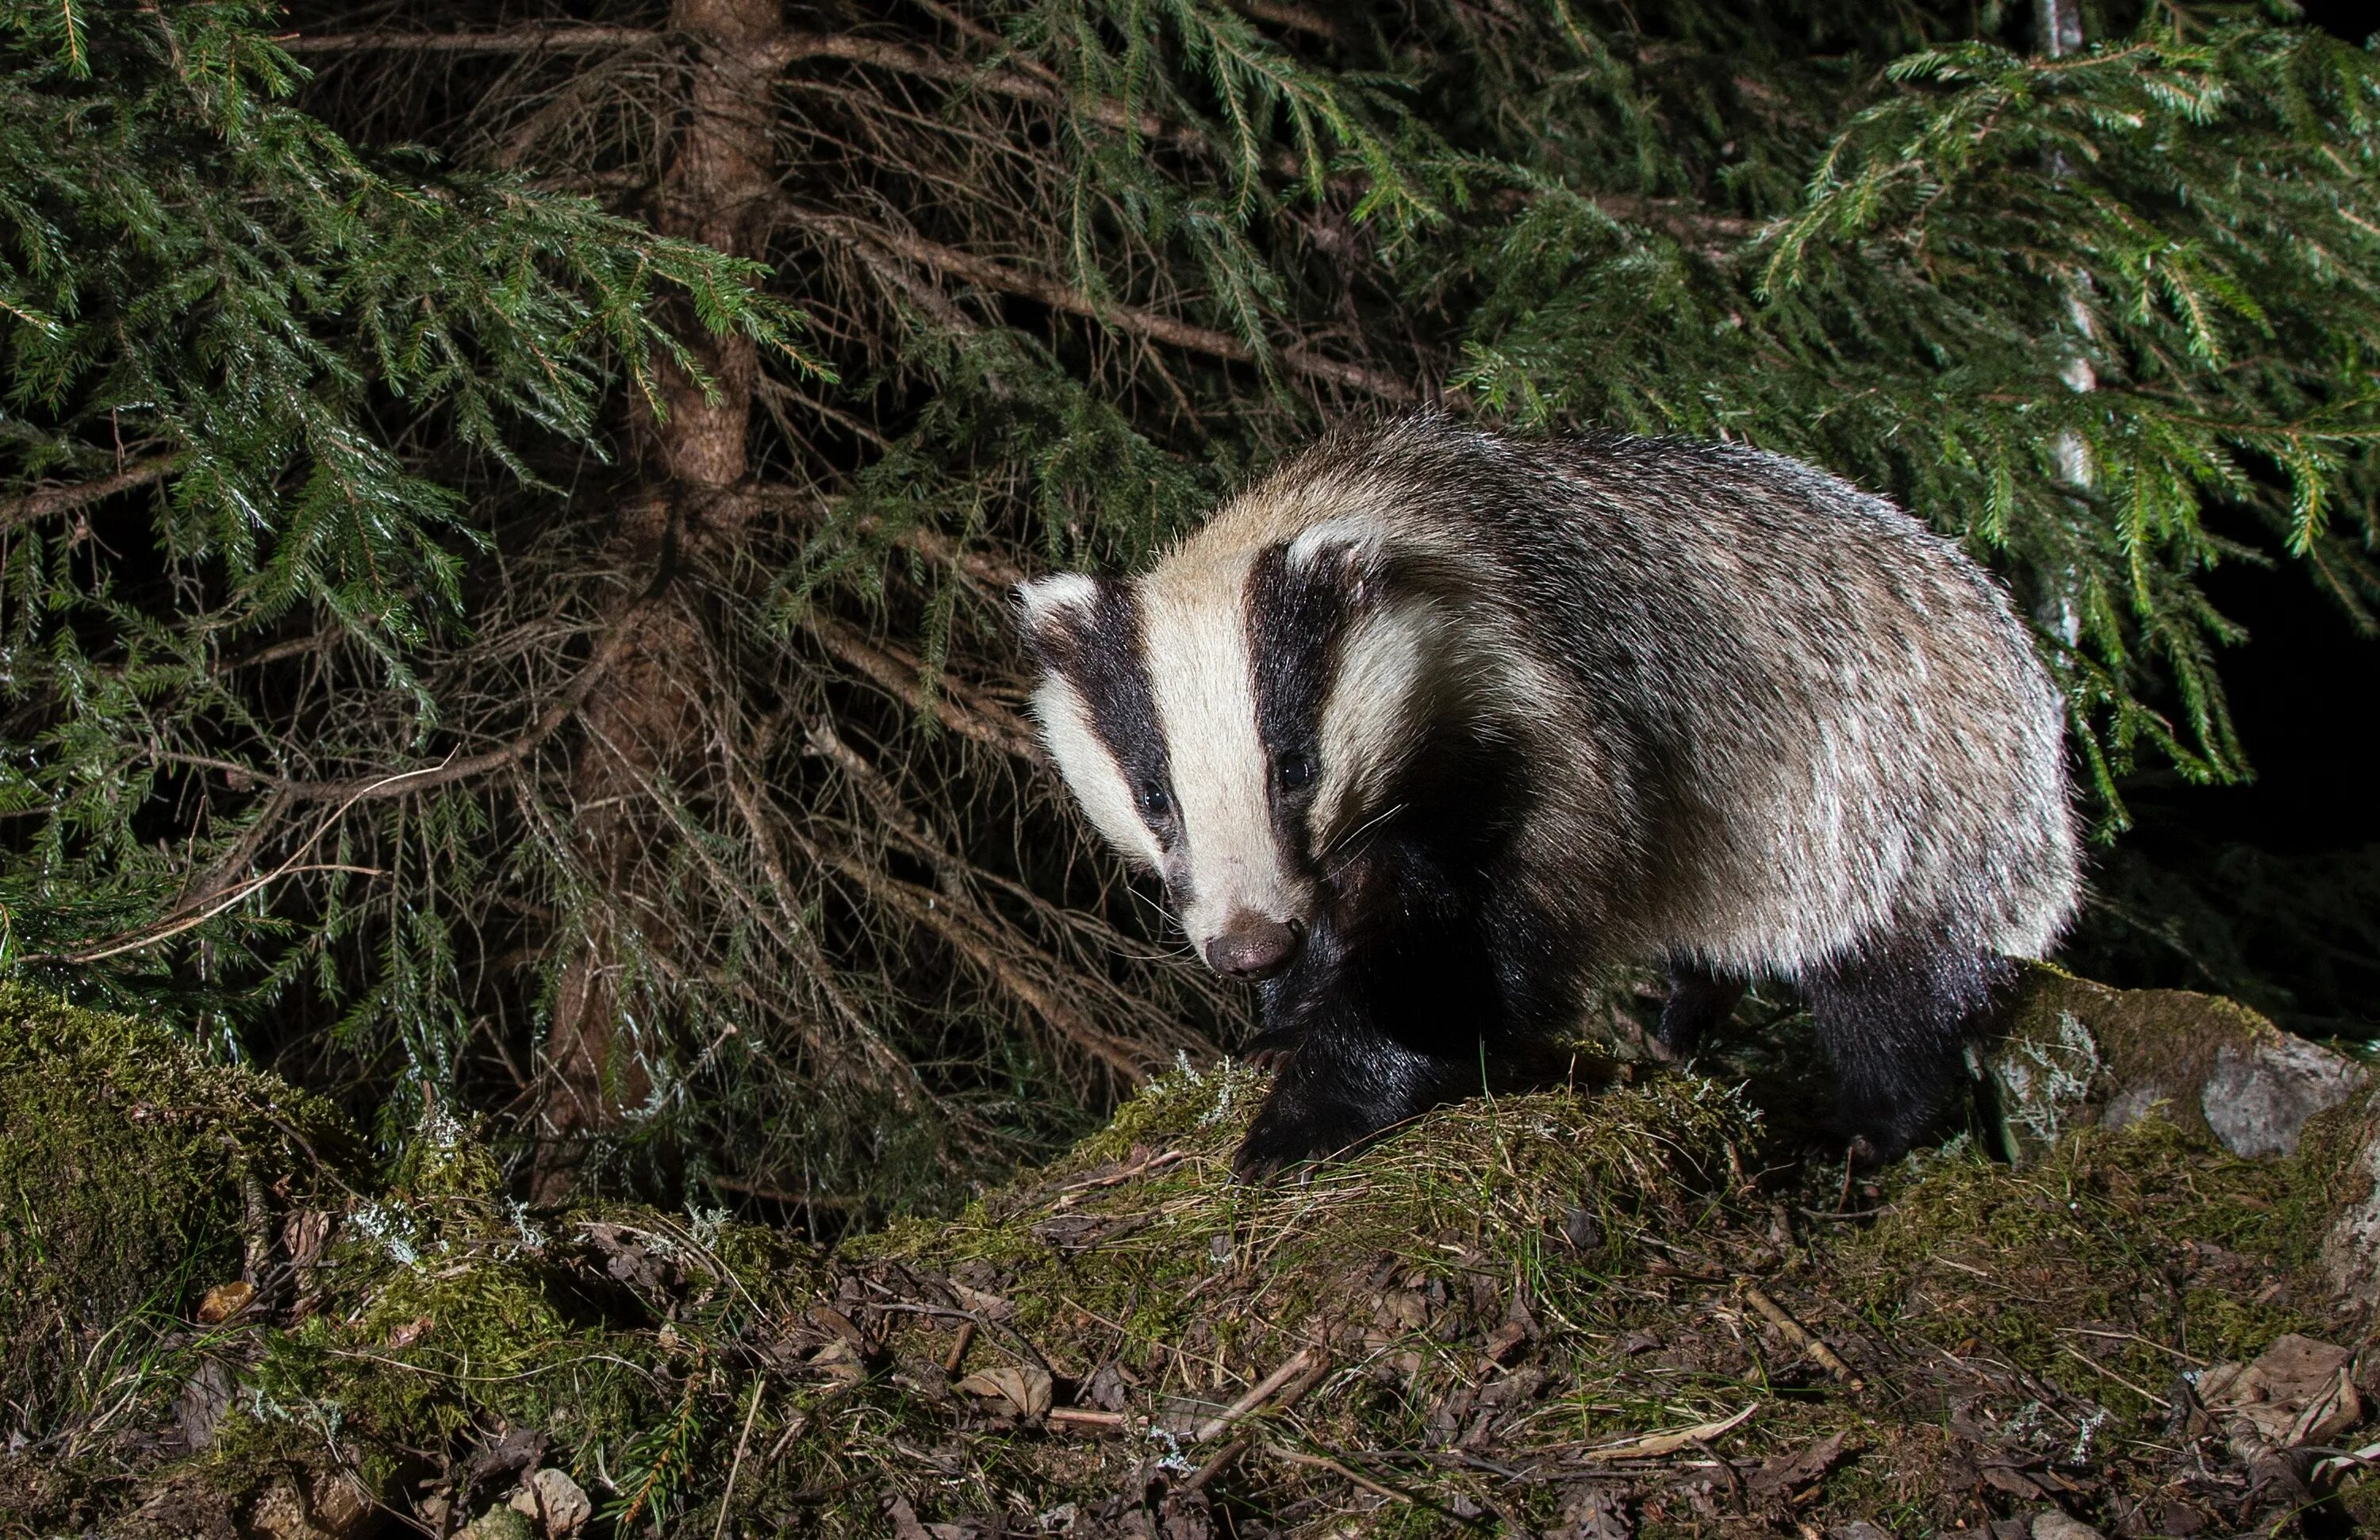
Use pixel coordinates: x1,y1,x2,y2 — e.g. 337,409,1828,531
1283,518,1393,610
1012,572,1103,663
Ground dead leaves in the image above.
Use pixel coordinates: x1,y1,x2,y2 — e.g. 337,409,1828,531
954,1364,1054,1419
194,1280,254,1324
1749,1428,1853,1497
2195,1332,2364,1450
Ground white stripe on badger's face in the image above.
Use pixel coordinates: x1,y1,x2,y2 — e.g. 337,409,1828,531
1015,571,1102,634
1310,596,1445,851
1138,552,1315,951
1029,673,1164,870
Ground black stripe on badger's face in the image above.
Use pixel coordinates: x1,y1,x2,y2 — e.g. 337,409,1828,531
1014,573,1176,873
1246,542,1358,872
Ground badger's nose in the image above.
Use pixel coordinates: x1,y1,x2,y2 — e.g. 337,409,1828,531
1204,915,1303,981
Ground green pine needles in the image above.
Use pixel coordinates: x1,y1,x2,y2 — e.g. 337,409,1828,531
2,0,2374,1213
0,0,800,972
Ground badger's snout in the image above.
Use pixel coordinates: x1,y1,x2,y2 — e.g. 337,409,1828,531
1203,913,1304,980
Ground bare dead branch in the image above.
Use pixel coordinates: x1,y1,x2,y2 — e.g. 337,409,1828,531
157,600,644,812
285,25,1177,139
1229,0,1357,47
280,23,661,53
793,209,1418,401
0,455,178,535
802,609,1044,763
709,721,937,1110
801,826,1158,1081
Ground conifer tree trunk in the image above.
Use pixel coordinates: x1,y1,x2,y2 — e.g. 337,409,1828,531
533,0,782,1198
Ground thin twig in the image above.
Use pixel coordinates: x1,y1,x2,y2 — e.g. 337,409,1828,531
800,609,1043,762
711,1377,767,1540
1194,1346,1320,1442
2056,1342,2171,1408
1739,1283,1865,1390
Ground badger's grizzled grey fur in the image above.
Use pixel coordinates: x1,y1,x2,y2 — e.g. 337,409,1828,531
1015,416,2079,1179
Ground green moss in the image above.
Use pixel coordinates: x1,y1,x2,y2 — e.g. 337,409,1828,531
217,1190,819,1512
856,1058,1756,1373
1835,1113,2324,1417
0,983,354,1431
16,1005,2370,1538
2282,1082,2380,1277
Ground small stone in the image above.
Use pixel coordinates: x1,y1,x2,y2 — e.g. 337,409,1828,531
247,1469,382,1540
459,1506,538,1540
1562,1206,1605,1250
527,1468,592,1536
246,1478,313,1540
2029,1512,2104,1540
1829,1522,1894,1540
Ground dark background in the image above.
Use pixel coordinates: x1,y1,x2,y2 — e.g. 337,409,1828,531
2050,2,2380,1043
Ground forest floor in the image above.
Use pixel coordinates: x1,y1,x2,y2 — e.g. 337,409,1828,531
2,978,2375,1539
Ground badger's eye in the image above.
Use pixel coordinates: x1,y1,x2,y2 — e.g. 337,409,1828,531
1276,751,1315,792
1138,781,1173,820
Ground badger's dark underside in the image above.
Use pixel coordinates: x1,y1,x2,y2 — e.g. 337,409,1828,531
1230,770,2008,1180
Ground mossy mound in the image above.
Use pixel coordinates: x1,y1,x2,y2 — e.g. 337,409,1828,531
1986,964,2369,1162
6,999,2378,1538
0,984,355,1436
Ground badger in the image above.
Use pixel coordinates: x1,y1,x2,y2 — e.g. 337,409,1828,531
1014,417,2079,1180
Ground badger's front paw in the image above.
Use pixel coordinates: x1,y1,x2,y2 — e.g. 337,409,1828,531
1230,1083,1377,1183
1235,1024,1304,1075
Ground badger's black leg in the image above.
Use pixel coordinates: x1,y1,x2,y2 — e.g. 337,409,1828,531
1232,1010,1469,1182
1654,961,1743,1061
1805,947,2004,1166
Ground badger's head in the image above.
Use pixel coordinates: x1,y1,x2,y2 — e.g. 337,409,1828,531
1014,523,1452,982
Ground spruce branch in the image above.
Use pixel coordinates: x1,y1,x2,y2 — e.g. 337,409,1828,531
0,455,178,535
788,205,1418,401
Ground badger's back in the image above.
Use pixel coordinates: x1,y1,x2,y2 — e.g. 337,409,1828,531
1179,418,2079,979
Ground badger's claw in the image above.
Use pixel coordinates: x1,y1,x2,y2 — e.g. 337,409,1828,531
1235,1025,1303,1075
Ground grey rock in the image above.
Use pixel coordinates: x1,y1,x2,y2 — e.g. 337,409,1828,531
2203,1036,2367,1158
2029,1513,2104,1540
1984,966,2365,1164
527,1468,593,1537
2100,1081,2178,1134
